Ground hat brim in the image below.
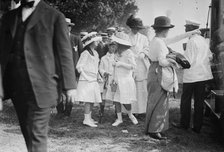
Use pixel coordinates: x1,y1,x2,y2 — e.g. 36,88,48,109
112,36,132,46
83,37,102,47
151,24,175,28
129,26,145,29
67,23,75,26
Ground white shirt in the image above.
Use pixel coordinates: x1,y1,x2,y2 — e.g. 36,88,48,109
183,34,213,83
129,32,149,56
148,37,170,67
22,0,40,21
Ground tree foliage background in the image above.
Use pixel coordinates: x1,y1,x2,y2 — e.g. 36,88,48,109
44,0,138,33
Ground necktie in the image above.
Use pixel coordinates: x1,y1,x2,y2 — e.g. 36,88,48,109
21,1,35,8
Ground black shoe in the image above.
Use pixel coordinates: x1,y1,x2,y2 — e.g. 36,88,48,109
192,128,200,134
148,133,167,140
172,122,188,130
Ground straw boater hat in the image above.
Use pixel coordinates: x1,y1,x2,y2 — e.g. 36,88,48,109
80,31,88,38
126,15,145,29
65,18,75,26
111,32,132,46
81,32,102,47
151,16,174,29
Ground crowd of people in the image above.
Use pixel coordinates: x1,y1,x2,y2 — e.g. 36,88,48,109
0,0,214,152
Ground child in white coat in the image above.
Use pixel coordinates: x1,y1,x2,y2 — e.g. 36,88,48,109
76,32,102,127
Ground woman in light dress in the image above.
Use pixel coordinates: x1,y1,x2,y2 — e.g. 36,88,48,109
126,15,150,115
110,32,138,126
76,32,102,127
145,16,201,140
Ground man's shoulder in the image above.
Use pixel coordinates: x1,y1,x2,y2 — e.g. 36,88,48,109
41,1,64,17
190,34,204,41
189,34,207,45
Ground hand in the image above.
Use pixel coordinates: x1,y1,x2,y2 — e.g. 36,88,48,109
66,89,76,103
115,61,120,67
192,29,201,35
0,98,3,111
132,72,137,80
167,58,178,67
112,61,116,67
97,76,104,83
139,53,145,59
103,72,110,78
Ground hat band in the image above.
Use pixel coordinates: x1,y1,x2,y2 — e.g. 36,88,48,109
82,34,98,44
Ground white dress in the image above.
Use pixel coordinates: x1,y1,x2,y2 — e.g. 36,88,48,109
99,52,115,101
129,32,150,113
113,49,137,104
76,50,102,103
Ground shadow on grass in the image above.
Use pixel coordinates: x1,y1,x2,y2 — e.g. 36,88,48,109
1,99,224,152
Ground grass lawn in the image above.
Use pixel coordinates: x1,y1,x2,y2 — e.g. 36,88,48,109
0,98,224,152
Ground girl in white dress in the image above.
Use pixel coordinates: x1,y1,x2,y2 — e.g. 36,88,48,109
110,32,138,126
76,32,102,127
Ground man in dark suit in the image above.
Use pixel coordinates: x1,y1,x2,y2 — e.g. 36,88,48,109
0,0,77,152
56,18,82,117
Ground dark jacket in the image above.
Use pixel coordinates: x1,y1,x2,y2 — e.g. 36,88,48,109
0,1,76,108
70,33,83,76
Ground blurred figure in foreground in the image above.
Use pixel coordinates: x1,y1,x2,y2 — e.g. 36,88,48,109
0,0,76,151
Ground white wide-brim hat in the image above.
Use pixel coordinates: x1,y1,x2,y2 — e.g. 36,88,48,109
81,32,102,47
111,32,132,46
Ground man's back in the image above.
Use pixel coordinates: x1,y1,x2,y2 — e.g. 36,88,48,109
183,34,213,83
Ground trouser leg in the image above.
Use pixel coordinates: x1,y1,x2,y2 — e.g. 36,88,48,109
64,100,73,116
12,94,51,152
56,94,65,115
27,104,51,152
180,83,194,129
193,81,206,132
12,98,30,148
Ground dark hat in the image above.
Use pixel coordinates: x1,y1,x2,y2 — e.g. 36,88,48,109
126,15,145,29
151,16,174,29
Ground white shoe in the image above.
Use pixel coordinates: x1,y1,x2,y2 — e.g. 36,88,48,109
91,118,98,124
83,120,98,127
112,119,123,126
129,115,138,125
